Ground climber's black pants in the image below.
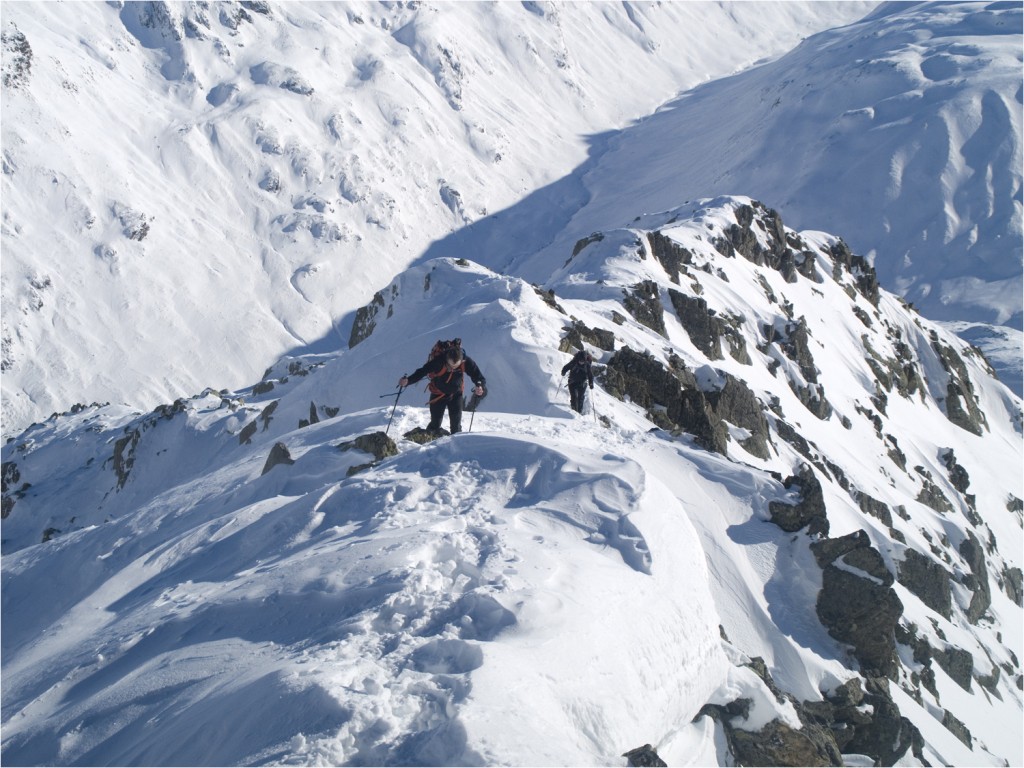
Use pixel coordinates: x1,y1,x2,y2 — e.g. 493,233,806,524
428,395,463,433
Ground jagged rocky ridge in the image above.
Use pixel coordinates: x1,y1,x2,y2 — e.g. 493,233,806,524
2,198,1021,765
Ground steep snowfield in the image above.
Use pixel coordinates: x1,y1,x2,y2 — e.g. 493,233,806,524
0,0,876,435
3,198,1021,766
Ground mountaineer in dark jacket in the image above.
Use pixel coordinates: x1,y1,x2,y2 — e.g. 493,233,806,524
561,350,594,414
399,345,486,434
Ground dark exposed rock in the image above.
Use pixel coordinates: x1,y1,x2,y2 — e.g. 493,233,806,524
261,442,295,475
856,491,893,527
779,317,818,383
975,664,1001,698
942,709,973,748
1002,566,1023,606
825,677,866,709
714,203,786,270
863,336,925,400
940,448,971,494
819,566,903,677
897,549,952,619
648,230,693,284
676,390,729,456
559,320,614,354
349,290,386,348
814,533,902,678
112,429,141,490
915,468,954,514
811,530,870,569
339,431,398,475
238,420,258,445
698,659,843,766
338,432,398,463
241,1,271,15
603,347,690,406
932,645,974,691
403,427,449,444
959,531,991,624
769,465,828,536
728,718,837,767
1,460,19,494
260,400,279,431
602,347,728,455
773,419,816,462
533,285,567,314
842,678,923,764
2,23,32,90
885,434,908,472
829,239,880,306
668,289,724,360
931,336,987,436
719,312,752,365
705,375,772,459
791,381,833,420
622,744,667,767
844,547,894,586
1,459,23,520
252,380,275,395
622,281,667,337
894,624,940,699
570,232,604,260
302,401,320,428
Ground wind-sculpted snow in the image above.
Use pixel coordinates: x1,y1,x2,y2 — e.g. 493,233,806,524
1,420,725,766
2,197,1022,766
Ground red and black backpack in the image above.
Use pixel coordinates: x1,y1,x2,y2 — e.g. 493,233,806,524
425,338,465,401
426,338,462,364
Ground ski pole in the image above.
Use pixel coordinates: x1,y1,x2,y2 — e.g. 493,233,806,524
556,373,565,396
385,385,403,435
468,409,476,433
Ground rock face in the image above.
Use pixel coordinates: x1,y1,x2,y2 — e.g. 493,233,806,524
261,442,295,475
768,465,828,536
897,548,952,619
705,375,772,459
602,347,778,458
958,531,992,624
622,744,667,767
622,281,668,337
697,657,926,767
931,334,988,435
811,531,902,678
648,230,694,284
669,290,725,360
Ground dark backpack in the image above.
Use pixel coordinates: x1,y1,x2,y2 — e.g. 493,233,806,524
427,338,462,363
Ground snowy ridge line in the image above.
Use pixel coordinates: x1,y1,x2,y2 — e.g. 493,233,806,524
2,196,1022,766
0,0,878,434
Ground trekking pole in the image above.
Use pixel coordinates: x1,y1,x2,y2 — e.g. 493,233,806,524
385,385,403,435
556,373,565,396
468,409,476,433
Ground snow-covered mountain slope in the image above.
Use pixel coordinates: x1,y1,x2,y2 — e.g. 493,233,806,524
3,198,1021,766
442,0,1023,393
0,0,876,436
